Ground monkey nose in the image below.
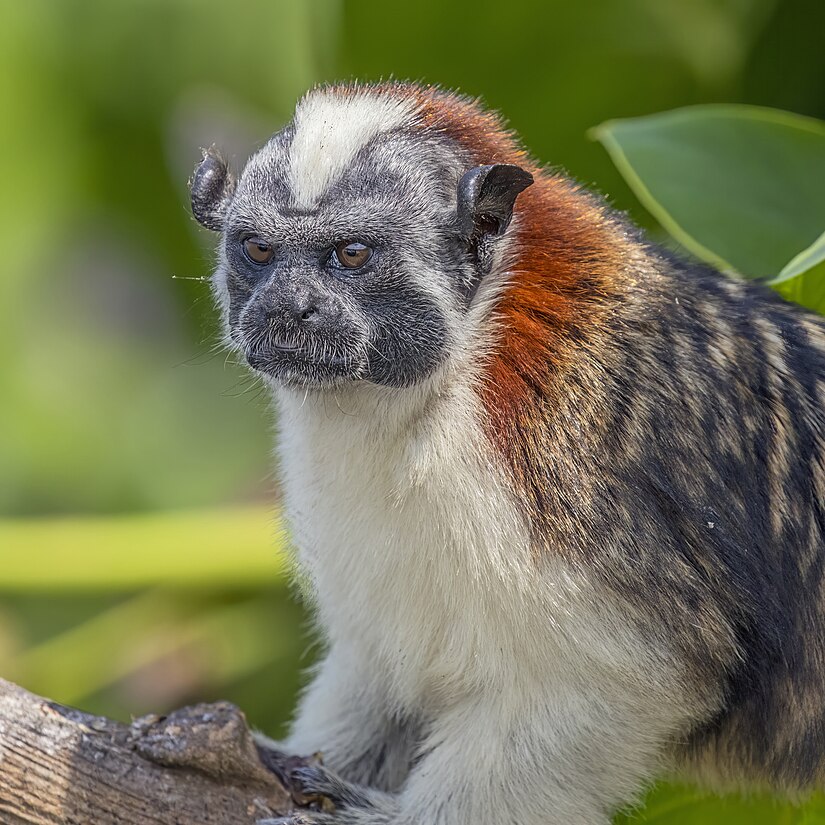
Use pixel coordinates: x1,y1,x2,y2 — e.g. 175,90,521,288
290,299,319,324
301,306,321,323
265,289,331,328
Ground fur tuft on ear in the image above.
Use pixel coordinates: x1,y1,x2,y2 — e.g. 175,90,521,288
457,164,533,242
190,146,236,231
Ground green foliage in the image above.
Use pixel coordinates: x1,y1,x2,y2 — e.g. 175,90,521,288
0,507,303,733
616,785,825,824
773,230,825,311
592,105,825,312
0,506,283,590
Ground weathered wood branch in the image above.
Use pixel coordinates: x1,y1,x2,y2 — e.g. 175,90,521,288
0,678,293,824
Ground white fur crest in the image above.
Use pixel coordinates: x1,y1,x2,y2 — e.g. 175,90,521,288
287,88,416,209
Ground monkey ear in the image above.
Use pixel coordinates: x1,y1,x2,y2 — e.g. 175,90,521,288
190,147,236,231
456,164,533,241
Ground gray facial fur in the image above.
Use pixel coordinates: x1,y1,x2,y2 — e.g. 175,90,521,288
193,114,530,390
221,129,459,389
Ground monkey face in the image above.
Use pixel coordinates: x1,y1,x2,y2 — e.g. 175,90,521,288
216,149,453,389
192,88,531,390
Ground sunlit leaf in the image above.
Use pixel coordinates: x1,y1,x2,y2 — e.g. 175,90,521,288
772,260,825,315
771,229,825,284
592,105,825,279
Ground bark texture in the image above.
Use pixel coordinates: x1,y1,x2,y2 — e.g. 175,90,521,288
0,678,292,824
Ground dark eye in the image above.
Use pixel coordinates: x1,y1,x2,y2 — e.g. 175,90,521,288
334,242,372,269
243,236,274,265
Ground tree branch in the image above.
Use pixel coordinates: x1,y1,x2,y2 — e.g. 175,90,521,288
0,678,293,824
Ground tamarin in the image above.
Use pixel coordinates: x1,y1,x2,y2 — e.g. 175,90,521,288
190,82,825,825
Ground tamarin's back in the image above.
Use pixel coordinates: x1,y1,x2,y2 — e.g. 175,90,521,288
599,261,825,788
473,178,825,787
194,82,825,824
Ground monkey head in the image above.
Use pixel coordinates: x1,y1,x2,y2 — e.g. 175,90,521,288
191,86,532,390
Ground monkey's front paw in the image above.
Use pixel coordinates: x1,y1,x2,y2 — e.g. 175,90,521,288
272,764,398,825
257,747,320,790
289,763,376,809
258,815,334,825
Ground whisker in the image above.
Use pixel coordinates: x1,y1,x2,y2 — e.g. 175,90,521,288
172,274,211,282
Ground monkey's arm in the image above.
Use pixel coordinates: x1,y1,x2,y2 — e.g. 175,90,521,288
264,644,418,793
273,681,679,825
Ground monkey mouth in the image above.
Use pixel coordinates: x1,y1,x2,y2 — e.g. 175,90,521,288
247,348,350,369
244,343,364,386
270,335,303,353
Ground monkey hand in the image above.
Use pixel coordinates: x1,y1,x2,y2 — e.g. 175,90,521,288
255,740,320,793
258,762,400,825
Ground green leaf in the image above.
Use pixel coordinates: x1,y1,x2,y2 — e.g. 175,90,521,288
0,506,286,590
592,105,825,279
771,229,825,284
772,261,825,315
768,228,825,314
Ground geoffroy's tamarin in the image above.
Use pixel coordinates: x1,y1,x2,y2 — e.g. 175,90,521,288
190,82,825,825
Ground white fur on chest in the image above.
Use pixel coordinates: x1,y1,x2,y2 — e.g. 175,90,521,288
275,378,539,704
273,376,683,722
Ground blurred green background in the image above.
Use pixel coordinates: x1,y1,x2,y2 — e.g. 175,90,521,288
1,0,824,820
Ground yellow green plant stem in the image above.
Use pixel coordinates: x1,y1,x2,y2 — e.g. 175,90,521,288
0,506,286,590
